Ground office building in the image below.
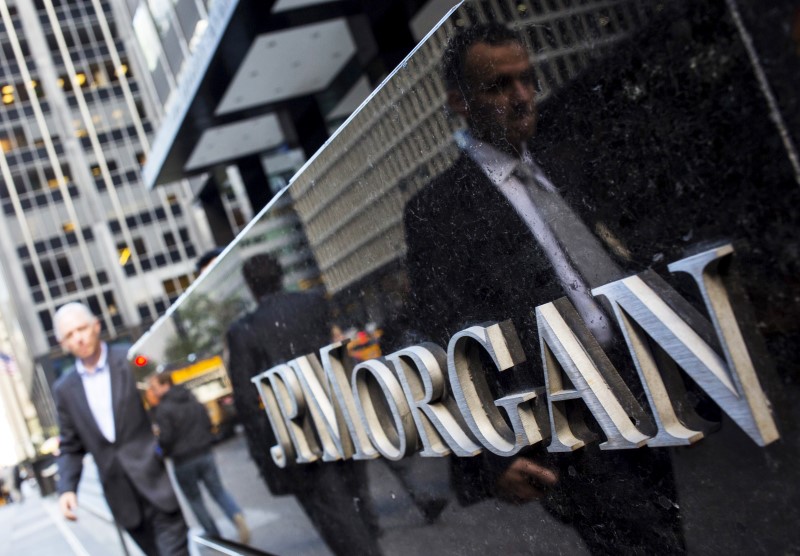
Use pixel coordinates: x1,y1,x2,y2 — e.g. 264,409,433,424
0,0,215,377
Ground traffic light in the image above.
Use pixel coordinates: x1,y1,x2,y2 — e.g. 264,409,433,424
133,355,148,367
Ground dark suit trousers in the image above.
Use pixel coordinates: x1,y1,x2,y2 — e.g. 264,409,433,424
123,481,188,556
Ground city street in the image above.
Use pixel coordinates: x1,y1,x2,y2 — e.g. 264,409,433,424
0,431,330,556
0,428,589,555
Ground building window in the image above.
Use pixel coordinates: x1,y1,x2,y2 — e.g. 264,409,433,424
24,265,39,287
162,274,192,300
117,243,132,265
0,126,27,152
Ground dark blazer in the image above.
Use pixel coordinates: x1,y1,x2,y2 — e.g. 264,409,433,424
403,149,645,384
54,344,179,529
405,153,563,349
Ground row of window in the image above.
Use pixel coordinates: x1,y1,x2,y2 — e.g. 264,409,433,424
1,185,79,214
0,164,74,200
37,2,114,30
29,270,110,304
120,245,196,277
2,141,66,168
0,99,49,122
118,227,195,277
0,124,59,153
0,37,28,62
107,204,182,234
78,122,152,148
137,299,170,323
33,0,110,12
0,79,44,106
18,226,195,302
53,42,126,73
95,169,140,191
17,226,94,260
67,81,139,110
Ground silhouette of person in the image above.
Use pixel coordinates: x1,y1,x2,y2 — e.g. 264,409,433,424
404,22,684,553
225,253,382,555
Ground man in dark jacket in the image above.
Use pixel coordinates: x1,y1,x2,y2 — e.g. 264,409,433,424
226,252,382,555
403,21,686,554
148,373,249,543
53,302,188,555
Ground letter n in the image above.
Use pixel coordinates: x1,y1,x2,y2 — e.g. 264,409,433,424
593,244,779,447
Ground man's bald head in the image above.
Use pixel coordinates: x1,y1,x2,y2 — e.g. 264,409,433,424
54,303,103,364
54,303,97,342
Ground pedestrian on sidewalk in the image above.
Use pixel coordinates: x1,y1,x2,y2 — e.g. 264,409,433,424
148,373,250,544
53,302,189,556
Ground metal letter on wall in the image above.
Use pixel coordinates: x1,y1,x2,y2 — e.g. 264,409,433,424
447,321,544,456
351,358,417,461
386,343,482,457
318,341,379,460
251,364,317,466
536,298,652,452
593,244,780,447
289,354,354,462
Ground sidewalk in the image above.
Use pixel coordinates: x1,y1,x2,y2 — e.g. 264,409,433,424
0,432,331,556
0,482,134,556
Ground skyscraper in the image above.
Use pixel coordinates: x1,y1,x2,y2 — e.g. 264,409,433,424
0,0,214,374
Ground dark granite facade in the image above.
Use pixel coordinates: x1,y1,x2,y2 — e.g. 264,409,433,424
133,1,800,553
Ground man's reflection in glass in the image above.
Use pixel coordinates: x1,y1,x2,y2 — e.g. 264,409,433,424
224,253,381,555
404,23,683,553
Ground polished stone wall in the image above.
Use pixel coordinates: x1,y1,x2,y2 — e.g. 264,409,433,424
133,1,800,553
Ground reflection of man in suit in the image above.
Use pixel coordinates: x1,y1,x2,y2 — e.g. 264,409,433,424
53,302,188,555
405,23,625,351
225,253,330,493
225,253,381,555
404,23,683,552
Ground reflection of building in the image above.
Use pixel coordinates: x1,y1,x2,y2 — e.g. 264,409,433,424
128,0,652,323
0,1,214,376
236,194,322,292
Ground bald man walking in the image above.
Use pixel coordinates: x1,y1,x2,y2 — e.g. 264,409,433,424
52,302,188,555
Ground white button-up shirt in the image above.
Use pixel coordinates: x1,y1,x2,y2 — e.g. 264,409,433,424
460,132,615,346
76,342,116,443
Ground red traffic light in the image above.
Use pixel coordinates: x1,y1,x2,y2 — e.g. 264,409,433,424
133,355,148,367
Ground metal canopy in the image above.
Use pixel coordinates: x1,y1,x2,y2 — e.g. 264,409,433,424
142,0,358,188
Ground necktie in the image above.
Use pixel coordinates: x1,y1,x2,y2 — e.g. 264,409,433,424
513,161,622,346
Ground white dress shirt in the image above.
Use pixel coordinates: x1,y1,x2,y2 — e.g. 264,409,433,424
76,342,116,443
460,132,616,346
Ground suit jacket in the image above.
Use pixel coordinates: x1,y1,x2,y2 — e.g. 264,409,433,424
405,153,563,350
399,6,800,552
403,149,647,386
54,343,179,529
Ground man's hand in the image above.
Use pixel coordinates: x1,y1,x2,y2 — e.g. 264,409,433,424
59,491,79,520
496,457,559,502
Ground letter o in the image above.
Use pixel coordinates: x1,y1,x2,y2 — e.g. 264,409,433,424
351,359,416,460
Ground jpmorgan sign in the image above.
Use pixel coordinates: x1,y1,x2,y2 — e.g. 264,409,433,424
251,244,779,467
